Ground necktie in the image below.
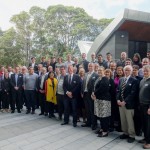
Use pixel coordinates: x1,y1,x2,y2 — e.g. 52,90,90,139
68,75,71,85
121,78,127,100
15,74,18,87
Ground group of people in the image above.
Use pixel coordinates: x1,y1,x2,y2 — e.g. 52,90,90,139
0,51,150,149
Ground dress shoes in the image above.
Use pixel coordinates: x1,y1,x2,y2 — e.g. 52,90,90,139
81,124,91,127
61,122,68,125
31,111,35,114
45,113,48,116
120,134,129,139
39,113,44,116
18,110,21,113
143,144,150,149
26,110,31,114
97,132,108,137
11,110,15,113
138,138,146,144
95,130,103,134
92,126,97,130
73,123,77,127
127,137,135,143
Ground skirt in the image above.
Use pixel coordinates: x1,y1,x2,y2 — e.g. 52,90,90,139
94,99,111,118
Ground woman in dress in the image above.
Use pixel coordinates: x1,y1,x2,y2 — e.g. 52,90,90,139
45,71,58,118
91,66,111,137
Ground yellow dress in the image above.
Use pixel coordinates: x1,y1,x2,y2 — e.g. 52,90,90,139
45,78,58,104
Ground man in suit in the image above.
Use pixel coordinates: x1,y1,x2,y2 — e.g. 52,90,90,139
80,53,89,73
10,66,23,113
61,65,80,127
105,52,113,68
29,57,38,72
37,67,47,115
117,52,127,67
40,56,47,68
81,63,99,130
117,65,138,143
109,61,117,79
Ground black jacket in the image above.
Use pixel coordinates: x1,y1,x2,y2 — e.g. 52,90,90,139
80,59,89,73
37,75,47,90
10,73,23,90
1,78,11,93
63,74,80,98
29,63,38,72
94,77,111,101
81,72,99,95
116,76,138,109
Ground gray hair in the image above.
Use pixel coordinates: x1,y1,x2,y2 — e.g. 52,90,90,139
124,65,133,72
143,65,150,71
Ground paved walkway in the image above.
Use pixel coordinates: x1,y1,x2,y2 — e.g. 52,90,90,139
0,108,144,150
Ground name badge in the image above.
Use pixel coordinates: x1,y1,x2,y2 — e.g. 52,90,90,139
145,84,148,86
129,83,132,86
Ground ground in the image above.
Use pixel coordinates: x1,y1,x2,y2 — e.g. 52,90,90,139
0,108,144,150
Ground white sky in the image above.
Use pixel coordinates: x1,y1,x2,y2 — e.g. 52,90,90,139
0,0,149,30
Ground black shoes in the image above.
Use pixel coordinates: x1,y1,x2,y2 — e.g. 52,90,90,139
120,134,129,139
127,137,135,143
138,138,146,144
31,111,35,114
81,124,91,127
39,113,44,116
26,110,31,114
73,123,77,127
11,110,15,113
92,126,97,130
18,110,21,113
98,132,108,137
61,122,68,125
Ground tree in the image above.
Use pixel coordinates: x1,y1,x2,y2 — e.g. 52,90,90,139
0,28,24,66
99,18,114,30
10,11,32,64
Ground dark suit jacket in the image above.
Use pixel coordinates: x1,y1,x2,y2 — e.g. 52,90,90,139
116,76,138,109
82,72,99,95
10,73,23,90
29,63,38,72
1,78,11,93
63,74,80,98
80,59,89,73
37,75,47,90
40,62,47,68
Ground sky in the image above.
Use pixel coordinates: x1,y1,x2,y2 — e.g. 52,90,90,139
0,0,150,31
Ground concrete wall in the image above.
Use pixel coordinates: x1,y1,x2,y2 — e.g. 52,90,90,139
115,31,129,59
97,34,116,59
97,31,128,60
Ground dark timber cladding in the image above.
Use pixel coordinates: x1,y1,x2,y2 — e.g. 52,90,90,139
87,9,150,60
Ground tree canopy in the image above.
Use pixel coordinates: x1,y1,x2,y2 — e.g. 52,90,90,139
0,5,113,66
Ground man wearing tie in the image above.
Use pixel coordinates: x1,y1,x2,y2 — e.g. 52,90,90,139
61,65,80,127
81,63,99,130
117,65,138,143
10,66,23,113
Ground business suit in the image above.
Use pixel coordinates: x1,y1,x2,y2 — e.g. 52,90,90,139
63,74,80,125
40,62,47,68
81,72,99,128
80,59,89,73
10,73,23,112
117,76,138,138
29,63,38,72
37,74,47,114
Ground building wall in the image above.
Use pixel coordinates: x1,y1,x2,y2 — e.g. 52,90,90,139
115,31,129,59
97,34,116,59
97,31,128,60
